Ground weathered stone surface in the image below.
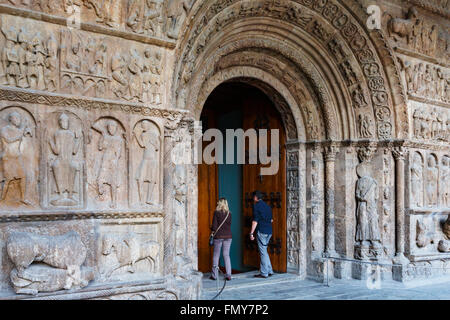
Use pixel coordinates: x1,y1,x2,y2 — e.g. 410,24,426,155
0,0,447,299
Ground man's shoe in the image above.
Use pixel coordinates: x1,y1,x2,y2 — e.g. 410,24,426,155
225,276,232,281
254,274,268,278
268,273,274,277
209,276,217,281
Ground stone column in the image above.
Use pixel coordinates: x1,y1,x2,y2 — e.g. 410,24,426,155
323,144,339,258
392,146,409,265
162,114,182,276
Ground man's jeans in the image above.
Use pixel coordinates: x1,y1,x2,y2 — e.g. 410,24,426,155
257,231,273,277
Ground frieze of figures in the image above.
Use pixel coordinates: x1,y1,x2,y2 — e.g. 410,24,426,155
0,0,193,40
0,104,164,212
386,6,448,62
411,103,450,143
0,15,164,104
409,150,450,208
399,58,450,104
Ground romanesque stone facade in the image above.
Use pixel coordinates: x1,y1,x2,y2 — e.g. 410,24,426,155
0,0,448,299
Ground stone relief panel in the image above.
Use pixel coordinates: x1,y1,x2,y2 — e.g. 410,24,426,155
410,102,449,143
43,111,85,209
385,6,448,63
399,57,450,105
0,14,165,105
130,118,163,210
0,0,192,40
88,117,128,209
0,220,95,294
0,16,58,91
0,106,38,210
408,149,449,209
96,218,163,282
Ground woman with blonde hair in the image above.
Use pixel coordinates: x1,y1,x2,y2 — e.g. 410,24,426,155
210,197,232,281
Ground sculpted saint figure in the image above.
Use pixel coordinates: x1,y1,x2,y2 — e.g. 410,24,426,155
111,52,128,99
355,163,381,256
49,113,81,206
128,49,144,102
410,153,423,207
2,26,20,87
174,165,187,256
92,120,123,208
0,111,32,205
134,120,160,205
143,0,162,36
426,155,438,207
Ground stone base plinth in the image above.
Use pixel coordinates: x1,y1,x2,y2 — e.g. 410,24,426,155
0,273,203,300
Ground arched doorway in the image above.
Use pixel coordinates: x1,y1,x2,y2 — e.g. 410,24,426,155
197,82,287,274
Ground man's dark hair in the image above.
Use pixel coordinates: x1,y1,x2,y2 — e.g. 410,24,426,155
252,190,263,200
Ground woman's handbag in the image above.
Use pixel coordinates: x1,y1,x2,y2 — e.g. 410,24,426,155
209,211,230,246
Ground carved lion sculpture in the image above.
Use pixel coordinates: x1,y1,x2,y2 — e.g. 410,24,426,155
7,231,88,276
101,232,160,277
416,220,433,248
10,264,94,295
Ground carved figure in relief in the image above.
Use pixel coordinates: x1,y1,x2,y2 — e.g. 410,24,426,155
44,33,58,91
134,120,160,206
166,0,191,39
88,40,107,76
355,163,381,257
387,7,419,42
150,51,162,104
441,156,449,207
65,35,82,72
7,231,87,276
92,120,123,208
416,220,433,248
128,49,144,102
174,165,187,256
0,111,32,205
143,0,162,36
358,114,373,138
411,152,424,207
101,232,160,277
127,0,144,33
426,155,438,207
7,231,92,295
49,113,81,207
2,26,21,87
111,52,129,99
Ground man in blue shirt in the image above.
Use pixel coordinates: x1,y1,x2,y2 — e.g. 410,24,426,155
249,190,274,278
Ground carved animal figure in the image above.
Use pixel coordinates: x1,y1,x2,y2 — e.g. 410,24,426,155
6,231,87,276
101,232,160,277
387,7,419,42
10,264,94,295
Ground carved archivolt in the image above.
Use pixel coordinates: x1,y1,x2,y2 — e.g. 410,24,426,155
174,0,404,140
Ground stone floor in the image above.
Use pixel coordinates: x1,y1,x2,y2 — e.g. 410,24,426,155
201,271,450,300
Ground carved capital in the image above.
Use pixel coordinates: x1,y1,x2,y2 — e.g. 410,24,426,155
323,144,339,162
392,147,407,161
357,144,377,163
